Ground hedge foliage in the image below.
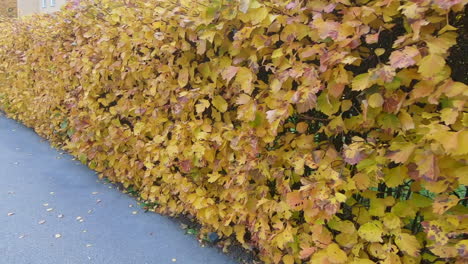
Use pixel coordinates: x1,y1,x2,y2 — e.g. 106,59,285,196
0,0,467,263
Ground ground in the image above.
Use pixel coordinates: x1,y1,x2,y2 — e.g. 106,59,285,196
0,114,237,264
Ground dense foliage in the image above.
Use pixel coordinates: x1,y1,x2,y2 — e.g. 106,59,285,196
0,0,467,263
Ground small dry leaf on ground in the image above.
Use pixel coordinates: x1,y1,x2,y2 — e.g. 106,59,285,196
46,208,54,212
7,212,15,216
132,211,138,215
49,192,55,195
92,192,98,195
42,203,49,207
38,220,46,224
57,214,64,218
54,234,61,238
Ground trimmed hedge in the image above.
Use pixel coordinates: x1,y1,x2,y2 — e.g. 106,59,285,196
1,0,467,263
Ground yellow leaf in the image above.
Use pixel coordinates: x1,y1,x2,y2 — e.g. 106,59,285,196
418,54,445,78
368,93,384,108
326,243,348,264
358,221,384,242
212,96,228,113
382,213,401,230
235,67,254,94
207,172,222,183
398,111,414,131
375,48,385,56
282,254,294,264
352,73,372,91
350,258,375,264
395,233,421,257
178,68,189,87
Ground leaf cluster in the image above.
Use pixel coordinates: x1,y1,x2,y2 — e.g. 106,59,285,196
0,0,467,263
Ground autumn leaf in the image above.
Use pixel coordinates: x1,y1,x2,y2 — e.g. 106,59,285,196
238,0,251,13
395,233,421,257
358,221,384,243
351,73,372,91
389,46,420,69
433,195,459,214
368,93,384,108
326,243,348,264
234,67,254,95
221,66,239,83
418,54,446,78
387,141,416,164
177,68,189,87
0,0,466,263
282,255,294,264
212,95,228,113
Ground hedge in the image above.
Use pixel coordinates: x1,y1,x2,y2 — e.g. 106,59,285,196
0,0,467,263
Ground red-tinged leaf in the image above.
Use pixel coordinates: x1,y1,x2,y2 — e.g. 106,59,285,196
387,142,416,164
389,46,420,69
221,66,239,83
433,195,459,214
411,81,435,100
299,246,316,259
365,31,380,44
328,82,345,98
286,191,304,209
434,0,463,10
296,91,317,113
343,143,366,165
416,153,440,182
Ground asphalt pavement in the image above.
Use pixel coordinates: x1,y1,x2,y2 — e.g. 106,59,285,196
0,114,237,264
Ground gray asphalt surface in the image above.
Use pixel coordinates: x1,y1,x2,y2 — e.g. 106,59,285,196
0,114,237,264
